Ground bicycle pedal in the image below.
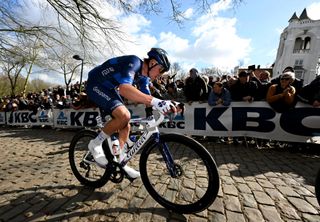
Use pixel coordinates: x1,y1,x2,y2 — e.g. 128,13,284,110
85,153,94,162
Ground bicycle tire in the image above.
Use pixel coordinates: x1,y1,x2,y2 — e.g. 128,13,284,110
316,168,320,205
139,133,220,214
69,129,111,188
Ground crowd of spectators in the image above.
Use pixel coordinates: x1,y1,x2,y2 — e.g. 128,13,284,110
148,66,319,111
0,81,95,112
0,66,319,149
1,66,319,114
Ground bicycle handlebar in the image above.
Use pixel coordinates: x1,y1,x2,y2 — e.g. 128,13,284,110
148,112,166,128
129,102,184,129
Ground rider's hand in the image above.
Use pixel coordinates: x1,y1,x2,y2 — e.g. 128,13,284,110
151,98,177,115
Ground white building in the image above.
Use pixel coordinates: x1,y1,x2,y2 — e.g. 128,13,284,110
273,8,320,84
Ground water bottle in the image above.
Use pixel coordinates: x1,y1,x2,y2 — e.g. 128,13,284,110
124,135,138,153
128,135,138,147
111,135,120,156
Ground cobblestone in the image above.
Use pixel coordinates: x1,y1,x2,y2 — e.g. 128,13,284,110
0,127,319,221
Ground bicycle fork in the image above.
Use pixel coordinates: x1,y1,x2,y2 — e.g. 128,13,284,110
155,134,182,178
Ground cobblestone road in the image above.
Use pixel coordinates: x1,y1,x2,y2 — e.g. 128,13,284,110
0,127,319,222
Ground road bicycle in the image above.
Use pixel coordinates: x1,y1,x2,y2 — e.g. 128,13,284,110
69,110,220,214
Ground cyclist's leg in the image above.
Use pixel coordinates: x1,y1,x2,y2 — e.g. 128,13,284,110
104,105,140,178
86,84,123,166
86,84,140,178
118,122,131,150
102,105,130,137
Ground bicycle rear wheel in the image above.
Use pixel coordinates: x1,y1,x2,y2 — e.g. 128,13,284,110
140,133,220,214
69,129,110,188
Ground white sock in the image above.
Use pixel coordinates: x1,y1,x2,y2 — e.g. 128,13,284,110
92,131,109,145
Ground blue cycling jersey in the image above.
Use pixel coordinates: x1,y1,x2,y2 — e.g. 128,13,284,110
86,55,151,114
87,55,151,95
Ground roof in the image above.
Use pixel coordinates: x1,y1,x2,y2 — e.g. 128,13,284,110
299,8,310,20
289,12,299,22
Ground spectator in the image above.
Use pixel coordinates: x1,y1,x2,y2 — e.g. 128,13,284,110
224,76,237,91
71,92,92,110
1,98,9,111
151,79,166,97
175,79,184,89
54,94,64,109
271,66,303,95
251,70,271,101
208,76,215,87
40,95,52,110
65,95,73,108
220,75,228,84
259,70,271,84
230,71,258,102
266,71,297,112
297,75,320,107
27,99,39,113
184,68,208,105
208,82,231,106
162,82,186,102
17,95,29,110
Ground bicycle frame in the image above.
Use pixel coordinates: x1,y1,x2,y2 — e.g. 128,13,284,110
118,113,178,176
119,114,164,166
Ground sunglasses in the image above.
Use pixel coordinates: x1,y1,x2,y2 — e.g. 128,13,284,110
150,62,165,73
280,77,290,81
157,63,165,73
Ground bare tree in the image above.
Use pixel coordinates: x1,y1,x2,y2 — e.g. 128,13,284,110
0,0,244,91
170,62,184,80
1,0,244,54
0,54,26,97
20,36,47,96
44,45,94,90
0,30,51,97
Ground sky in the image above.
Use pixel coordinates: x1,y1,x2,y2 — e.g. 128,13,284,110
23,0,320,84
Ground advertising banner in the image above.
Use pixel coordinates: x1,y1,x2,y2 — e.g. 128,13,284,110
128,102,320,143
6,109,53,126
1,102,319,143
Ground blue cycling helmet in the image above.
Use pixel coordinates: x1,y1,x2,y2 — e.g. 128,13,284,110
147,48,170,72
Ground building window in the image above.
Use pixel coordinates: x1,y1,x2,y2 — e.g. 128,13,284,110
293,37,303,52
294,59,303,66
293,36,311,53
304,37,311,49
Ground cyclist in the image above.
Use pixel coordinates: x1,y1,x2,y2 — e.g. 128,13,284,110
86,48,176,179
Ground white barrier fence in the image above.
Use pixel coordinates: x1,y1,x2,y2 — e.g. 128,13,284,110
1,102,319,143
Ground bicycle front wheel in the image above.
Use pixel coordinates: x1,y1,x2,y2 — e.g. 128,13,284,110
69,129,110,188
140,133,220,214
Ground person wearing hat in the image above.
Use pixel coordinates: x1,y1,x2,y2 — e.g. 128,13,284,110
266,70,297,112
184,68,208,105
271,66,303,94
229,71,258,102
